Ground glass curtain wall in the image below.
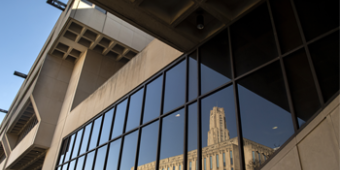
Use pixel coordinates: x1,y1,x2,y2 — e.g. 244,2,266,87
56,0,339,169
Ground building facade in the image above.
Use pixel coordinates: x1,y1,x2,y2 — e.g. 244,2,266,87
0,0,338,170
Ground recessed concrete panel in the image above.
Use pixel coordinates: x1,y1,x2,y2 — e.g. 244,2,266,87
118,25,134,46
298,119,339,170
103,18,121,39
269,147,301,170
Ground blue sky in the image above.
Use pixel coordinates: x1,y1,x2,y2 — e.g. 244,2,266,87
0,0,68,123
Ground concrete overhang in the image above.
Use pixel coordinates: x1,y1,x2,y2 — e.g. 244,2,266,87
87,0,263,52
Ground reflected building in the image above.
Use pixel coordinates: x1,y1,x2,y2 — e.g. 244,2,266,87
135,107,274,170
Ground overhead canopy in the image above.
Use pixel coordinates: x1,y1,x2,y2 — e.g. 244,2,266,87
88,0,263,52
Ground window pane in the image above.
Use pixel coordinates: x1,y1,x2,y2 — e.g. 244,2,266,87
188,103,198,152
94,145,108,170
201,86,237,170
62,163,68,170
270,0,302,54
68,159,76,170
76,155,85,170
160,109,184,168
89,116,103,150
84,151,95,170
188,51,198,101
111,99,128,139
231,2,278,76
120,131,139,170
64,134,76,162
200,29,231,95
71,129,83,159
143,76,163,124
284,49,320,126
126,88,144,132
163,61,186,113
238,61,294,169
99,108,114,145
105,139,121,170
309,31,339,103
58,139,68,165
137,121,159,168
80,123,92,154
294,0,339,41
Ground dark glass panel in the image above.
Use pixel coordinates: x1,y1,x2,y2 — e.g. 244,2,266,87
231,3,278,76
120,131,139,170
105,139,121,170
188,51,198,101
284,49,320,126
160,109,184,167
137,121,159,168
188,103,197,152
111,99,128,139
89,116,103,150
143,76,163,124
99,108,114,145
200,29,232,94
237,61,294,169
126,88,144,132
58,139,68,165
187,103,198,169
79,123,92,154
94,145,108,170
294,0,339,41
64,134,75,162
71,129,83,159
309,31,339,102
163,61,186,113
270,0,302,54
84,151,95,170
68,159,76,170
75,155,85,170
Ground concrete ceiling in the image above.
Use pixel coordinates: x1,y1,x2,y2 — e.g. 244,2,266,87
88,0,263,52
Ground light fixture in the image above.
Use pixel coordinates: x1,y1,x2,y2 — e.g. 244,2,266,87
197,14,204,30
0,109,8,114
14,71,27,79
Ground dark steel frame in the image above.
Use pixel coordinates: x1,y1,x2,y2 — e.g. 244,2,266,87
55,0,339,169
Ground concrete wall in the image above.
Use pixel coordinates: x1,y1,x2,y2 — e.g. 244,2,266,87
262,94,339,170
42,39,183,170
71,49,128,110
71,0,154,51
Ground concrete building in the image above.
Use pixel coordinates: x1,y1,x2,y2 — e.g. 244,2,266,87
0,0,338,170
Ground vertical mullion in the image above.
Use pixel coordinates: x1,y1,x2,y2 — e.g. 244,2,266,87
289,0,324,105
91,149,98,170
156,73,165,170
96,113,106,146
133,127,142,170
109,107,117,141
197,48,202,170
123,97,131,134
68,133,77,162
228,27,246,170
232,84,245,170
139,85,147,126
267,0,299,132
117,134,125,170
86,122,94,152
155,114,163,170
183,55,189,170
103,140,110,170
76,128,85,158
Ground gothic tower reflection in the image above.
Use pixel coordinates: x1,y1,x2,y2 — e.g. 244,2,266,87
135,107,274,170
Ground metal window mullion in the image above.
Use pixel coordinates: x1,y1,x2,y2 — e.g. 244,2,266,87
117,134,125,170
289,0,324,105
155,115,163,170
96,112,106,147
228,26,246,170
267,0,299,132
197,48,202,170
68,133,78,164
123,97,131,134
109,106,117,141
133,124,142,170
182,55,189,170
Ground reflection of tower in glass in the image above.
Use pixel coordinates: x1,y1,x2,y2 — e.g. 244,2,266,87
208,107,230,145
135,107,274,170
